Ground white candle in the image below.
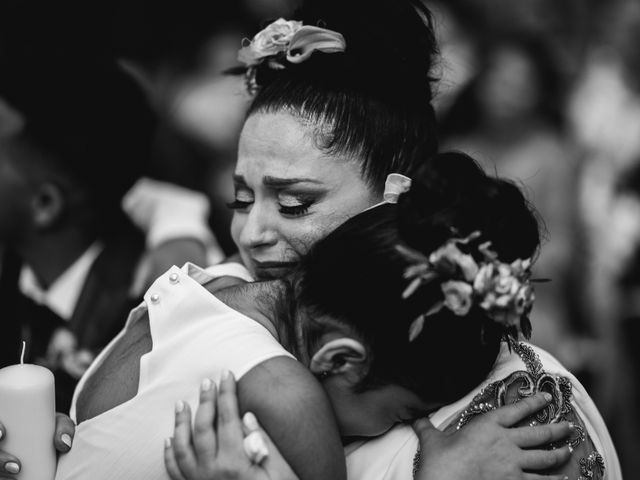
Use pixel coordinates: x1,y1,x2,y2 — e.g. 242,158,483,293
0,344,56,480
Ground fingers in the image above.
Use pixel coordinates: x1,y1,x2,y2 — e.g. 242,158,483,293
488,392,553,427
172,400,197,474
412,417,441,448
0,424,21,477
164,439,188,480
216,371,244,455
0,457,20,477
511,422,573,448
520,445,572,471
193,378,217,463
53,413,76,453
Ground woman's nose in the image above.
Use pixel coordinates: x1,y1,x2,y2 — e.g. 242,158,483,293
238,206,278,250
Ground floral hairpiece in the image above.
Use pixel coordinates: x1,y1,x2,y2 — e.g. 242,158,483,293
397,231,536,342
237,18,346,94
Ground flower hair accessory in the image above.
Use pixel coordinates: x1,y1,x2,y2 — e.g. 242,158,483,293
237,18,346,94
397,231,536,342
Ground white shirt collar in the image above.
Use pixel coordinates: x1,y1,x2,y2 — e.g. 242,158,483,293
19,242,104,320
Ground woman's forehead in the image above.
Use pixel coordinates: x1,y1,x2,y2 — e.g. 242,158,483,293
236,111,363,185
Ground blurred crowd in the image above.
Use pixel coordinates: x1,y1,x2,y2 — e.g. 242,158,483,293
0,0,638,476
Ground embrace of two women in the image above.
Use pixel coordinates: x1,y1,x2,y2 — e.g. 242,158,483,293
0,0,622,479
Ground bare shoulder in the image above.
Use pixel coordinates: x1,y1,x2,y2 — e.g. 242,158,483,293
238,357,347,480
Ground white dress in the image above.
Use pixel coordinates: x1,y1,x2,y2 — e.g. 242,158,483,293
55,262,293,480
345,341,622,480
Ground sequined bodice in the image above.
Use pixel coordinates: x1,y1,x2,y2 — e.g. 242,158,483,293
413,341,605,480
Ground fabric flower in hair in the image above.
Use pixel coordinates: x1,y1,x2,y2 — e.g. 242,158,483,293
237,18,346,94
238,19,303,67
397,231,536,342
441,281,473,316
429,243,479,281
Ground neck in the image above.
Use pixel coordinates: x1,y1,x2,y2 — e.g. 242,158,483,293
216,279,310,364
16,227,97,289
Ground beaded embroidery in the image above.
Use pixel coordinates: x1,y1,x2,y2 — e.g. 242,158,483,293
412,341,602,479
578,451,605,479
455,341,574,430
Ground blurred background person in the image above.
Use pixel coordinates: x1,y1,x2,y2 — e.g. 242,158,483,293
0,6,154,413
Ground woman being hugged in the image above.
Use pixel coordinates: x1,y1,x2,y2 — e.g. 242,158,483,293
167,152,621,480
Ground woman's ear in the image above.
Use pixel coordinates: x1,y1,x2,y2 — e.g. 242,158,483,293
31,182,64,229
310,338,368,380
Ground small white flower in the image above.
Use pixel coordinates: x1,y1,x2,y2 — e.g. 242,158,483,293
473,263,495,294
441,281,474,316
429,242,478,280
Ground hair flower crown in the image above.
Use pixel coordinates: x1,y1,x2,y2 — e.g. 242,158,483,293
237,18,347,93
396,231,537,343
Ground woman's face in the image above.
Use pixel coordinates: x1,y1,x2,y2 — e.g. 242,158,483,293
230,111,380,279
322,377,431,438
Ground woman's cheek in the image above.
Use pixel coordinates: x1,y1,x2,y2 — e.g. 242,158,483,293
230,213,244,248
284,219,333,257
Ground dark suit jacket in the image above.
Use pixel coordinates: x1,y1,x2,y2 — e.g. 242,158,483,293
0,226,145,413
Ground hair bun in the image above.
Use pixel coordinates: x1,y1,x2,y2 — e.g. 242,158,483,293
398,151,541,263
252,0,438,105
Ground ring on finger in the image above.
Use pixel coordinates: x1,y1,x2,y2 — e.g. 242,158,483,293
243,431,269,465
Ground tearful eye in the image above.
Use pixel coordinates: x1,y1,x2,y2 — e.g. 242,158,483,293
279,203,312,216
226,199,252,211
227,189,254,212
278,193,315,217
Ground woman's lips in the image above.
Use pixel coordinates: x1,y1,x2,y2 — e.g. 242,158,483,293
251,260,299,279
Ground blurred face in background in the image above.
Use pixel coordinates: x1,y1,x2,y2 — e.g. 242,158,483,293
0,99,32,243
478,46,540,123
230,111,380,279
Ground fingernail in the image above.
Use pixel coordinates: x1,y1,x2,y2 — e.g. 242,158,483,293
243,412,260,431
221,369,230,381
165,438,172,449
5,462,20,474
201,378,213,392
542,392,552,402
175,400,185,413
61,433,72,448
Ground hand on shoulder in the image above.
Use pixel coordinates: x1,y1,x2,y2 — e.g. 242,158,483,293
412,393,573,480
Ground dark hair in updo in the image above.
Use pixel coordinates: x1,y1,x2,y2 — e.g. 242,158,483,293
244,0,440,191
295,151,541,406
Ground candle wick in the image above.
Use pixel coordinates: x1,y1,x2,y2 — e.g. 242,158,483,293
20,341,26,365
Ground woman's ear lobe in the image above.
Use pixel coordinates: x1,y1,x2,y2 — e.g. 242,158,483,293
310,338,367,377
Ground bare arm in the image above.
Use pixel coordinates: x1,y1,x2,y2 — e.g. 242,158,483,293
238,356,347,480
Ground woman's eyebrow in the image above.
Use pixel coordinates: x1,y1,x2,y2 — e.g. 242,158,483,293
262,176,323,187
